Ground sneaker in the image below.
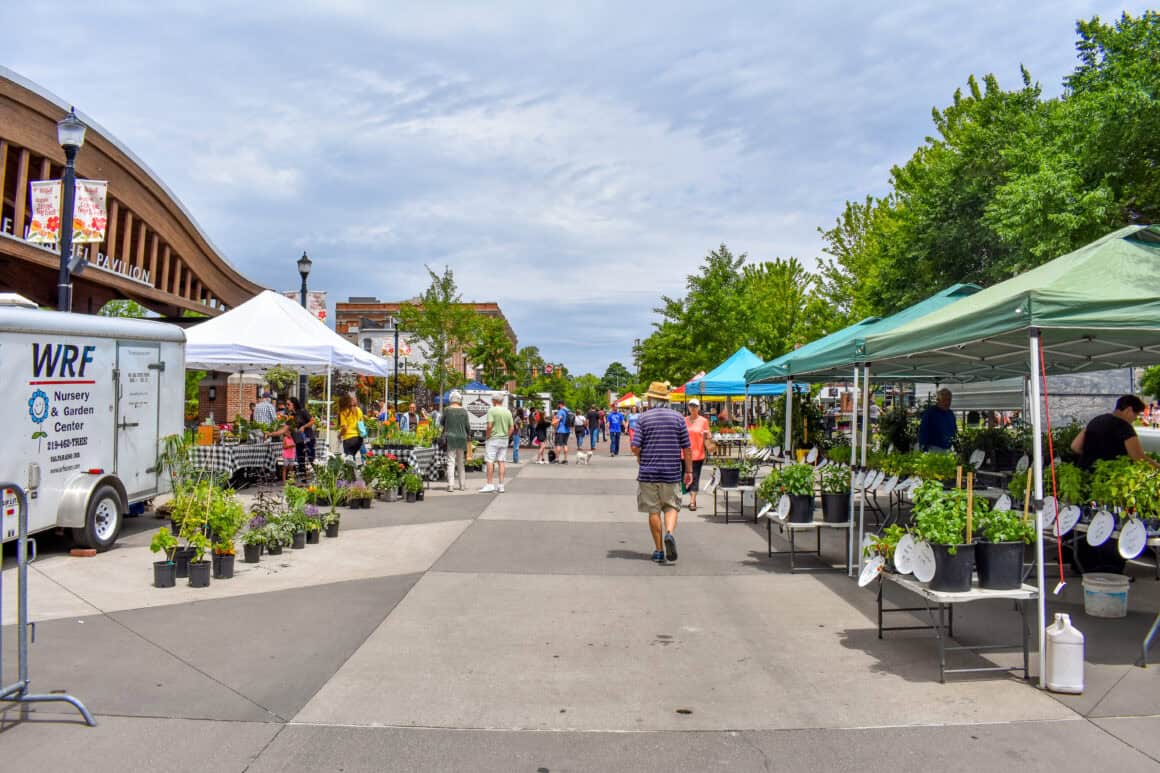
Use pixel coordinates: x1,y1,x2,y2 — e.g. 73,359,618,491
497,483,505,493
651,550,665,563
559,460,568,465
479,484,496,493
663,532,678,563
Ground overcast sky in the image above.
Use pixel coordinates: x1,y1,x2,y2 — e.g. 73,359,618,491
4,1,1146,375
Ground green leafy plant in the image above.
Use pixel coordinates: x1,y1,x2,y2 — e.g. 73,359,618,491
715,458,741,470
779,464,815,496
241,516,268,547
149,527,179,562
877,404,917,453
402,472,424,494
364,453,406,492
1090,457,1160,519
187,531,211,564
757,469,782,502
879,452,920,478
913,452,959,482
818,464,851,494
912,481,990,553
864,524,906,559
208,491,246,556
737,459,758,479
825,442,853,464
978,509,1035,544
750,425,774,449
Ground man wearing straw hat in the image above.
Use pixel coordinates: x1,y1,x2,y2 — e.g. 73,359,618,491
633,381,692,564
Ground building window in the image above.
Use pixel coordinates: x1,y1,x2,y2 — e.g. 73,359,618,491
363,337,372,351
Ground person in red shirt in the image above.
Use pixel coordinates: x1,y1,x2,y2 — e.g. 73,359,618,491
684,399,711,511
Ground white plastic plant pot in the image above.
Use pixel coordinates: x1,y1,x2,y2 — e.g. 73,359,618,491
1086,510,1115,547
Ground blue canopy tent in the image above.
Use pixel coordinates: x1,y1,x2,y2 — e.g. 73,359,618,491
436,380,491,405
685,347,797,396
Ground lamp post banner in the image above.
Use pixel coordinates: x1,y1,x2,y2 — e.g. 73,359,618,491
282,290,328,321
72,180,108,243
27,181,62,243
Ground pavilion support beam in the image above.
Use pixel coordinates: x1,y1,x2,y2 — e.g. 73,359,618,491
12,148,29,238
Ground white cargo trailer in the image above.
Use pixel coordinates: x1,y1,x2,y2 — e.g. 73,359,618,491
0,307,185,550
461,388,508,441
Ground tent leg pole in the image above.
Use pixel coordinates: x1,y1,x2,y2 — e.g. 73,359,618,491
858,365,871,574
848,365,860,577
1029,330,1046,688
785,378,793,458
325,367,333,457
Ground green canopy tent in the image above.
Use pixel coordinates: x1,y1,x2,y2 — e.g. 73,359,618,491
857,225,1160,688
744,284,982,573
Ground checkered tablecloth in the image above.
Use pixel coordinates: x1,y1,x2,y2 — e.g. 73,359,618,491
407,446,447,481
189,443,280,477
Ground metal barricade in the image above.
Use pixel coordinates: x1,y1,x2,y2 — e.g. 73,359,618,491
0,482,95,726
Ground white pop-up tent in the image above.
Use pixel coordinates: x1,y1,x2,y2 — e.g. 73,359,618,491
185,290,390,376
185,291,392,452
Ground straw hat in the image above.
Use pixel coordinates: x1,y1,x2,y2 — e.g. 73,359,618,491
644,381,671,402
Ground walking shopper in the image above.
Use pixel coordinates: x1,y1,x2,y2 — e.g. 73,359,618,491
573,409,588,451
481,394,514,492
511,408,524,464
599,408,607,441
627,406,640,445
587,405,600,451
254,391,278,425
685,398,711,511
554,401,571,464
337,392,364,459
633,382,692,564
536,411,552,464
443,391,469,491
607,405,624,456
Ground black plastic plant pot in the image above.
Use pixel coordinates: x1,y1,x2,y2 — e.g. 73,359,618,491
325,522,340,538
267,544,284,555
153,561,176,588
173,547,194,578
243,544,261,563
212,553,236,579
929,543,975,592
738,476,756,487
306,530,320,545
821,493,851,523
416,489,425,501
719,468,741,488
188,561,211,588
788,495,815,523
975,541,1024,590
292,531,307,549
405,492,417,503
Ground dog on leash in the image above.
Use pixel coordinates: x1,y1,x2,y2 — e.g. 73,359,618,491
577,450,594,465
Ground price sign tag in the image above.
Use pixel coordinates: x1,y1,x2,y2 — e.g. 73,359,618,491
859,555,885,587
704,469,719,494
854,470,866,489
882,475,899,495
771,446,781,458
994,494,1012,512
776,494,791,520
969,449,985,468
871,470,886,489
893,533,916,575
1086,510,1115,547
1055,505,1082,537
757,502,773,520
1040,496,1058,530
1118,517,1147,559
1016,455,1030,474
806,447,819,464
912,541,936,583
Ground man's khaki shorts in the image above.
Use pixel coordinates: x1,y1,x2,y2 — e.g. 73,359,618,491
637,481,682,513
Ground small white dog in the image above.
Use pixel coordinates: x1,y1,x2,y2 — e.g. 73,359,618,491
577,450,594,465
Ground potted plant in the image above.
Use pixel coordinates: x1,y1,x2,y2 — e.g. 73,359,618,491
264,518,289,555
737,459,758,488
914,452,959,485
347,481,372,509
911,481,974,592
241,516,266,563
149,527,179,587
818,464,851,523
863,524,906,571
208,492,245,579
975,509,1033,589
322,508,341,538
779,463,815,523
305,505,323,544
716,458,741,488
757,468,782,505
402,473,423,503
187,532,212,588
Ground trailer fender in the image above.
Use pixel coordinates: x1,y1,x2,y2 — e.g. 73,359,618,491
56,473,127,529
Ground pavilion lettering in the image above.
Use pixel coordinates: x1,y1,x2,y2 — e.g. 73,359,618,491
1,216,151,286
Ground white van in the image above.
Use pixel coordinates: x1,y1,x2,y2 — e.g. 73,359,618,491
0,307,185,550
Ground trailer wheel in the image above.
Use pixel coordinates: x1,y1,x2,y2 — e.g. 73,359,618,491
73,484,123,552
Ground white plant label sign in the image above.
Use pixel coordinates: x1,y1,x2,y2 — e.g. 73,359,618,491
1086,510,1115,547
757,502,773,520
1118,517,1147,559
1040,496,1058,530
912,541,937,583
859,555,885,587
776,494,791,520
893,533,916,575
994,494,1012,512
1055,505,1082,537
1016,455,1030,474
969,449,985,468
882,475,899,495
806,447,819,464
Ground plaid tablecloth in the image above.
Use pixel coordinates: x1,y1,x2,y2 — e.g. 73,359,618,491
190,443,280,477
407,446,447,481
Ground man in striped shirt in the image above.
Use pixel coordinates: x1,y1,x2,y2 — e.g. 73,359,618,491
632,382,692,564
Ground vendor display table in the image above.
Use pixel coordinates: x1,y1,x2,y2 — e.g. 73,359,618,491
407,446,447,482
766,517,852,572
713,485,756,523
877,572,1036,683
1069,521,1160,580
190,443,279,477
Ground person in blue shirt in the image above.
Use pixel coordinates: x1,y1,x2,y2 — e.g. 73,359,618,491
917,388,956,452
607,406,625,456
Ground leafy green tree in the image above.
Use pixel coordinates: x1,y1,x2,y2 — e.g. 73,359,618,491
514,346,547,389
467,315,517,389
398,266,476,403
570,373,603,411
1141,366,1160,401
599,361,633,394
98,299,147,317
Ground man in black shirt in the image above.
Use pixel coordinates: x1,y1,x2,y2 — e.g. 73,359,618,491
1071,395,1160,471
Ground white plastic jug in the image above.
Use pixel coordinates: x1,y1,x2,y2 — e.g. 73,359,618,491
1045,612,1084,694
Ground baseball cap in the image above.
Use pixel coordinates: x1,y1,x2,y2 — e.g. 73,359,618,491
688,398,700,406
261,391,272,398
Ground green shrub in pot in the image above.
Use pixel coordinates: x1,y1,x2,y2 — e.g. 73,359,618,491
778,464,815,496
757,469,782,502
911,482,969,553
818,464,851,494
978,509,1035,544
913,452,959,482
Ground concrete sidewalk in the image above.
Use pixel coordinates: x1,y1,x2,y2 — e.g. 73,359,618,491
3,450,1159,771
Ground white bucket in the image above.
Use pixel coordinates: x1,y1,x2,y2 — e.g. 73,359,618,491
1082,572,1129,618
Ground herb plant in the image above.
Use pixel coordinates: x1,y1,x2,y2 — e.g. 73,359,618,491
779,464,815,497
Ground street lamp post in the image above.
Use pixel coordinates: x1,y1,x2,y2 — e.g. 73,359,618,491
56,108,87,312
392,326,400,413
297,251,312,400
